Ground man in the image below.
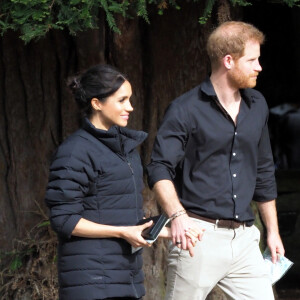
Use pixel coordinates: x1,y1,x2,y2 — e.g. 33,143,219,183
147,21,284,300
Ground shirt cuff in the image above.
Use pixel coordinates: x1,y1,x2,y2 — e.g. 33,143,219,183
147,165,173,189
253,193,277,202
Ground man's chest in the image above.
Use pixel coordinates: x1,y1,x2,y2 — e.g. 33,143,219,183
189,104,265,152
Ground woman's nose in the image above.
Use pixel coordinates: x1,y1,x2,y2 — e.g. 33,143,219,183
126,100,134,112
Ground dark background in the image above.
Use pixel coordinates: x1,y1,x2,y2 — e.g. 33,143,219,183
0,1,299,299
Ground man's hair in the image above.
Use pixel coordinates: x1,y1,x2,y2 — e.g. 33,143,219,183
206,21,265,67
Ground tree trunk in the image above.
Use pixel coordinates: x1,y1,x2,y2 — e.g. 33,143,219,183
0,25,105,251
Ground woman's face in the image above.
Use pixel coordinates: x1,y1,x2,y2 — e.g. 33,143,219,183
95,80,133,130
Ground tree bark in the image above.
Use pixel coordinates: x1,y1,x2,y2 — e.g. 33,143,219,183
0,26,106,251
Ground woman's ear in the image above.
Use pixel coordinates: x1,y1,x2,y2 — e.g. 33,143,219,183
91,98,102,111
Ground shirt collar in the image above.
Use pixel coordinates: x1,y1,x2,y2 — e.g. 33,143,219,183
200,77,257,108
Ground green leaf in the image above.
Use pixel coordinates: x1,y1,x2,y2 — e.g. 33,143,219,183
10,255,22,271
37,220,50,228
1,0,300,42
198,0,215,25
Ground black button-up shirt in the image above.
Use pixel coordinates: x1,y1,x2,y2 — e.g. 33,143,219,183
147,78,277,224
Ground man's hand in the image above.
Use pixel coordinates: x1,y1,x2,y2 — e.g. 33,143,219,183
267,231,285,263
152,180,205,256
257,200,285,263
171,214,205,257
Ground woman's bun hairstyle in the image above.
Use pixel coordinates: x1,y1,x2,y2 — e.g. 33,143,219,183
67,64,128,116
67,77,87,109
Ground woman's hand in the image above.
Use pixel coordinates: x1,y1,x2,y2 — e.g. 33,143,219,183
185,227,205,247
120,220,154,248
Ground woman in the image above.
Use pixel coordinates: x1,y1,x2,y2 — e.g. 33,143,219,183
45,64,158,300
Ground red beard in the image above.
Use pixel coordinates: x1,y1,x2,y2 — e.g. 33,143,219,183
228,67,259,89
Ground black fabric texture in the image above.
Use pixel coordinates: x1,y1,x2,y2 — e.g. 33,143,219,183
45,118,147,300
147,77,277,224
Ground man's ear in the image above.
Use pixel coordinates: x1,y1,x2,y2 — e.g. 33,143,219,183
91,98,102,111
223,55,234,70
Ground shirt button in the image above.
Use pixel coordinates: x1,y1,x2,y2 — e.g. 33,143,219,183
234,195,237,198
235,215,239,219
233,152,236,156
233,173,237,177
235,132,237,135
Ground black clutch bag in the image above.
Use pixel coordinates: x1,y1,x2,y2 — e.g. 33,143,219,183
137,214,170,241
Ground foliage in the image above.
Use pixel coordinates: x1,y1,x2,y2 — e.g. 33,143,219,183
199,0,250,24
0,220,58,299
0,0,299,42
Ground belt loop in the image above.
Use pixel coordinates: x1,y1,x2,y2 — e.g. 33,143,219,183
215,219,219,230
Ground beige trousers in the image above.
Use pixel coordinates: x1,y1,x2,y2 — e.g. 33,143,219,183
165,218,274,300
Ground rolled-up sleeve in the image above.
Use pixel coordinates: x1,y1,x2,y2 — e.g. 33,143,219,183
147,103,189,188
45,150,90,239
253,117,277,202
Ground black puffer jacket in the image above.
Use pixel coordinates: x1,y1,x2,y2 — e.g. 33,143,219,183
45,118,147,300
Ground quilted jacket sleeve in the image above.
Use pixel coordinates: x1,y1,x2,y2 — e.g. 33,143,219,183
45,143,91,239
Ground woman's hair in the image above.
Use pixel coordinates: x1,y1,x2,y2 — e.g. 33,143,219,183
68,64,128,116
207,21,265,68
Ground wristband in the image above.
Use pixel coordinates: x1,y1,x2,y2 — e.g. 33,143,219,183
170,209,187,221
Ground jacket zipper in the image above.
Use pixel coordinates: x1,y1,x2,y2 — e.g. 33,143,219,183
126,156,140,296
130,273,139,297
117,134,139,223
126,157,139,222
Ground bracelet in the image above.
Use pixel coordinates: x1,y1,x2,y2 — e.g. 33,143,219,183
170,209,187,221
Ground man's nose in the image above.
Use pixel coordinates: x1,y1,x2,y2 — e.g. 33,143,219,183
255,60,262,72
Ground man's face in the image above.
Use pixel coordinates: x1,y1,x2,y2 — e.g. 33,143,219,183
228,40,262,89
